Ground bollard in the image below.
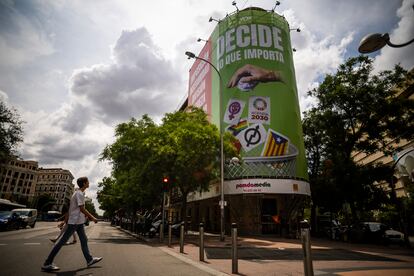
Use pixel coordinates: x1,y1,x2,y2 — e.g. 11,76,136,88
300,220,314,276
231,223,238,274
160,223,164,243
168,223,172,247
180,221,184,253
199,223,204,261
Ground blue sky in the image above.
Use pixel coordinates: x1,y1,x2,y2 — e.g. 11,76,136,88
1,0,413,213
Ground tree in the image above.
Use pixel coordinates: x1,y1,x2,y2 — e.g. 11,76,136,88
100,115,159,216
97,177,122,217
303,56,414,223
99,108,238,223
0,100,23,162
155,107,237,221
85,200,98,218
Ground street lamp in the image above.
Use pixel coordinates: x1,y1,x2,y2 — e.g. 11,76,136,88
358,5,414,53
185,51,226,242
358,33,414,53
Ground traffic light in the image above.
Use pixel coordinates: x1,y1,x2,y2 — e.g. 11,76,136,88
162,177,169,192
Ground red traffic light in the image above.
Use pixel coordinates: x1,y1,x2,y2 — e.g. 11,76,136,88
163,177,169,183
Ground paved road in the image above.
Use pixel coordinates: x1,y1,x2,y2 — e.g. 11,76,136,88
0,222,214,276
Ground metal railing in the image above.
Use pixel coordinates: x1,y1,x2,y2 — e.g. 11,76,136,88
225,144,299,179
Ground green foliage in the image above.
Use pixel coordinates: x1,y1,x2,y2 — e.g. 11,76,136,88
0,100,23,162
85,199,98,217
98,107,237,218
157,107,237,218
303,56,414,222
97,177,120,217
100,115,158,213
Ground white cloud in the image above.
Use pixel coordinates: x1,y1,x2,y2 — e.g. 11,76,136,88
0,1,55,67
70,28,184,125
373,0,414,72
286,9,354,113
0,90,9,102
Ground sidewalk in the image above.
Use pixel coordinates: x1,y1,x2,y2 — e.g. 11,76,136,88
118,227,414,276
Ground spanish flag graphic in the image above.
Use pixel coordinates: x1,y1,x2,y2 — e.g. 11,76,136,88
262,129,289,157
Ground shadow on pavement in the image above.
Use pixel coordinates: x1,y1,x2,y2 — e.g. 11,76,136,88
90,237,143,244
205,247,403,262
45,266,100,276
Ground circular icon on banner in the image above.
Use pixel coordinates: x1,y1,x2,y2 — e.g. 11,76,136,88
253,98,267,111
228,102,241,120
244,125,261,147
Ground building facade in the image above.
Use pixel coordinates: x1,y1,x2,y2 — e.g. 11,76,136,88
35,168,75,212
0,157,38,206
172,7,310,236
353,70,414,197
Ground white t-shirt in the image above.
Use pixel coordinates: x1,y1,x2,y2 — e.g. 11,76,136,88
68,189,86,225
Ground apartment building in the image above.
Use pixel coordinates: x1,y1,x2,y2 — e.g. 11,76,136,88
35,168,75,212
0,158,38,205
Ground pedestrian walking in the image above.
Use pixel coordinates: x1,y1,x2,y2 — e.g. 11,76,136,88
41,177,102,272
50,206,77,245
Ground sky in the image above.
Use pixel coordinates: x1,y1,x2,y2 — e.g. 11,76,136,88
1,0,413,214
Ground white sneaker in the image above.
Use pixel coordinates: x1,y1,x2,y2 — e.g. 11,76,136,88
41,263,60,271
87,257,103,267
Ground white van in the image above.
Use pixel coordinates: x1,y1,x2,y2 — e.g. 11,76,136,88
12,208,38,228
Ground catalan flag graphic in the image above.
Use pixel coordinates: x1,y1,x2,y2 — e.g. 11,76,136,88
262,130,289,157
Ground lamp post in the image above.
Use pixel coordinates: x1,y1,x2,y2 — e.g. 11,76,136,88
185,51,226,242
358,5,414,53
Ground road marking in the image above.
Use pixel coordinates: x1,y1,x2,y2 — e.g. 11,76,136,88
0,243,7,246
24,243,41,245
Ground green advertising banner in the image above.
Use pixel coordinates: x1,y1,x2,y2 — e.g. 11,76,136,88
209,8,308,180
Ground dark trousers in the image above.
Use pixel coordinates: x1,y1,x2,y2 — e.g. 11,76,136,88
44,223,92,265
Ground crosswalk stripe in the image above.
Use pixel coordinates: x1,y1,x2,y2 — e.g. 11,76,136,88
24,243,41,245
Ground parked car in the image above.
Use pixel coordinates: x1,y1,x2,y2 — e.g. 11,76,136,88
383,228,404,245
0,211,22,231
12,208,37,228
346,222,404,245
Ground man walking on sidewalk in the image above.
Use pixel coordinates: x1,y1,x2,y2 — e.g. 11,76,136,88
42,177,103,272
